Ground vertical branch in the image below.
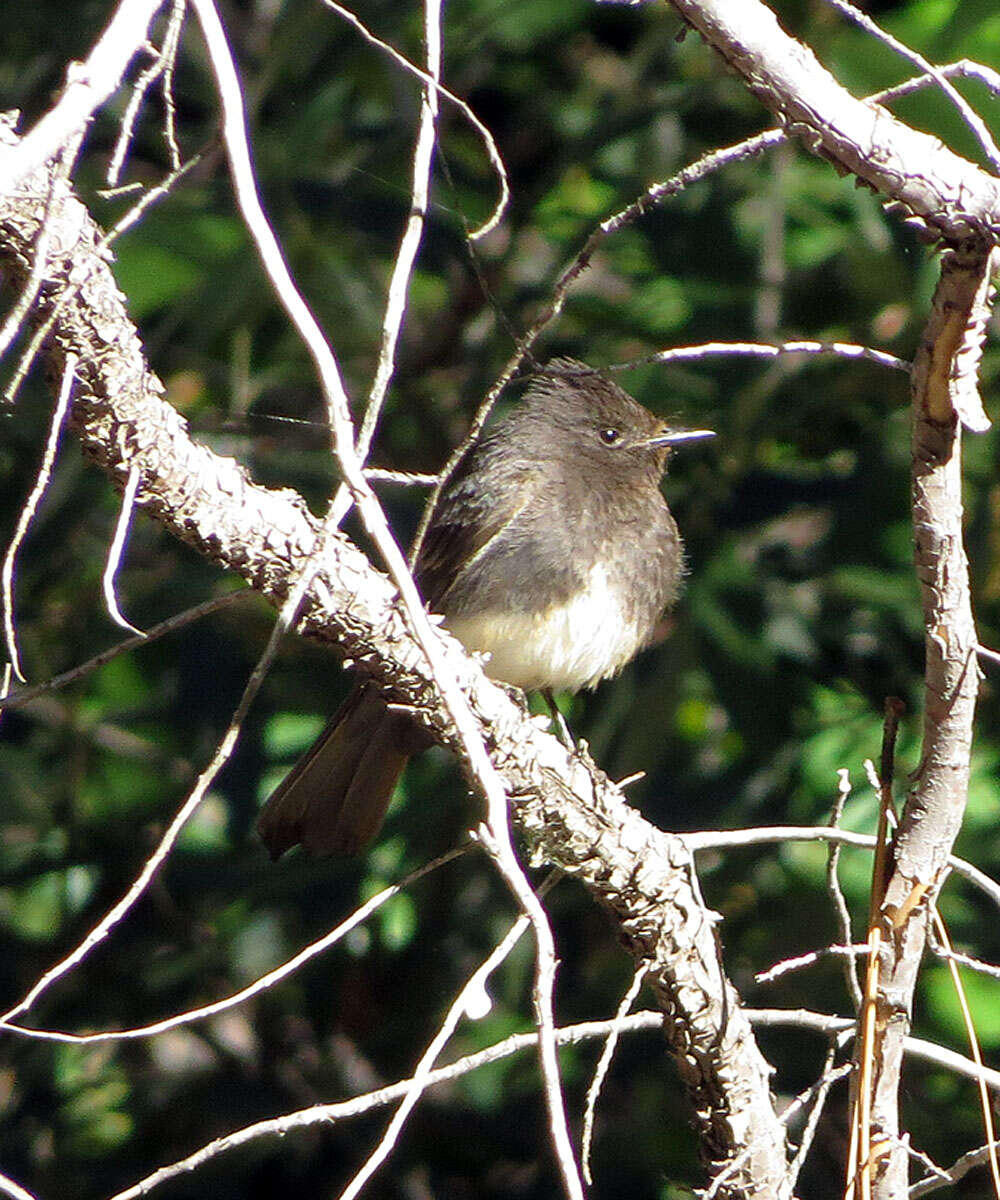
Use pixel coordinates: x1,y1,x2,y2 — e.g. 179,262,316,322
867,239,991,1196
355,0,441,459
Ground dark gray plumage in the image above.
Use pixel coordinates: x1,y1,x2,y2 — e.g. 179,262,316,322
257,360,712,857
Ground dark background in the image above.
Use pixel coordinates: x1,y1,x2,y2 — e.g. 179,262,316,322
3,0,1000,1196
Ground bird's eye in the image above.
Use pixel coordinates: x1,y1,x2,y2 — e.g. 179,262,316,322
599,427,621,446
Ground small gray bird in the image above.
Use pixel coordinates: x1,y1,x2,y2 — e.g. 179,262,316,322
257,360,713,857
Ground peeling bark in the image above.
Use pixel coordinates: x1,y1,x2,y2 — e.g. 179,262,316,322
865,243,987,1197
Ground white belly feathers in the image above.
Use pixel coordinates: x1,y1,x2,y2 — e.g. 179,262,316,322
444,561,649,692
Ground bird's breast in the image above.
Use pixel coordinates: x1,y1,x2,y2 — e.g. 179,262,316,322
444,560,659,692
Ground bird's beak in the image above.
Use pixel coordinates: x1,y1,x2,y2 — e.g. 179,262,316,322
646,428,715,448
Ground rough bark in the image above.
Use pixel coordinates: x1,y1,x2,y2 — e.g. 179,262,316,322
865,241,989,1197
666,0,1000,242
663,4,996,1192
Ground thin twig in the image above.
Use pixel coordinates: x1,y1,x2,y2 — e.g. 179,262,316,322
320,0,508,240
622,340,909,374
927,940,1000,981
881,60,1000,105
1,847,468,1041
2,353,77,681
828,768,864,1010
364,467,439,487
107,0,187,185
681,826,1000,911
931,908,1000,1197
823,0,1000,175
0,139,74,360
911,1141,1000,1197
789,1040,842,1184
0,592,246,711
338,892,538,1200
0,0,165,192
355,0,442,461
756,943,868,986
908,1146,952,1189
5,153,200,406
745,1008,1000,1091
158,0,184,169
581,964,647,1184
0,1174,37,1200
102,464,145,635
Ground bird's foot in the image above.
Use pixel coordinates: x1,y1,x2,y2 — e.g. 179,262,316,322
542,687,576,750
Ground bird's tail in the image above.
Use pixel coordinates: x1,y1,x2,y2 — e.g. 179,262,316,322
256,683,429,857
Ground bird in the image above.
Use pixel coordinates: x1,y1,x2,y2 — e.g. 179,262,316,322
257,359,713,857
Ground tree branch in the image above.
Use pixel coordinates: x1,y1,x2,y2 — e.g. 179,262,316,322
864,240,989,1197
666,0,1000,240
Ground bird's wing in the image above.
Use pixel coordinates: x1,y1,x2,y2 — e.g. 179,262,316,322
414,460,542,612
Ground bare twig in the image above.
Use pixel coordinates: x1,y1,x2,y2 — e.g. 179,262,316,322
822,0,1000,175
1,847,467,1042
0,1173,38,1200
158,0,183,169
355,0,442,460
581,964,647,1184
927,940,1000,981
102,463,145,635
2,353,77,681
789,1041,841,1184
0,0,165,191
682,826,1000,911
5,152,200,407
931,908,1000,1195
0,592,246,711
745,1008,1000,1091
619,340,909,374
107,0,187,185
911,1141,1000,1197
364,468,439,487
320,0,507,240
756,944,868,986
880,60,1000,107
0,144,69,360
827,768,864,1010
339,894,536,1200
